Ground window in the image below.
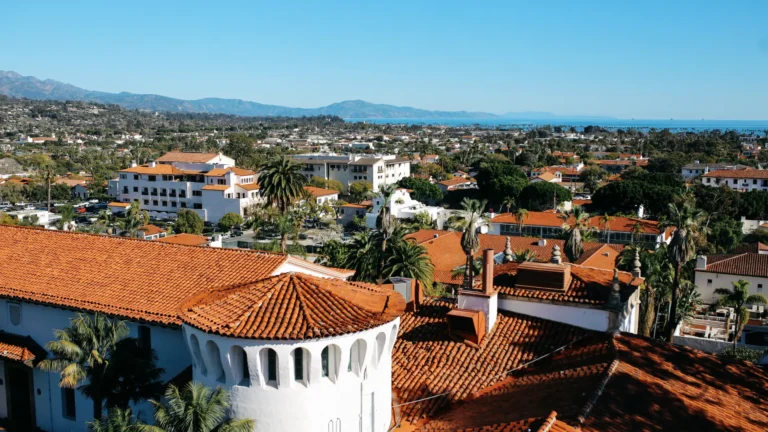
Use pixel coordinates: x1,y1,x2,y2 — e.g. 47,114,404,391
193,203,203,209
294,348,304,381
148,175,156,182
348,339,367,376
123,186,129,193
189,335,207,376
707,279,713,287
152,200,158,206
322,347,329,377
162,201,168,207
62,387,76,420
265,349,278,384
143,199,149,205
133,187,138,192
181,202,187,208
120,174,127,180
134,174,139,180
218,179,226,185
193,190,202,197
321,345,341,382
374,333,386,368
230,346,250,386
759,284,763,291
138,326,151,350
171,202,177,208
205,341,225,383
8,302,21,326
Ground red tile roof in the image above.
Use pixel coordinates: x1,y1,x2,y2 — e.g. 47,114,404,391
703,253,768,278
236,182,261,191
138,224,166,236
438,177,475,187
120,164,200,175
181,273,405,340
155,151,220,163
201,184,230,191
0,225,288,325
0,332,47,366
304,186,339,197
491,211,663,235
157,233,210,247
108,202,131,208
702,168,768,179
204,167,255,176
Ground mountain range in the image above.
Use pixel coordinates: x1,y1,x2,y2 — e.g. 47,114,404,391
0,71,498,119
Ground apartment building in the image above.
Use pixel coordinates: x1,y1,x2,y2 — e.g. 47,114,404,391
700,169,768,192
681,162,749,180
111,151,262,222
291,153,410,191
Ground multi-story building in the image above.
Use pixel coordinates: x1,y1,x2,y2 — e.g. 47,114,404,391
681,162,749,180
700,169,768,192
291,153,410,191
111,152,262,222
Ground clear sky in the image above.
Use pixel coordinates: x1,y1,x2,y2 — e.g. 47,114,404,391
3,1,768,119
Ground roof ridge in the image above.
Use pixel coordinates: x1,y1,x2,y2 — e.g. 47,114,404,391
535,411,559,432
292,275,320,334
576,334,620,425
707,252,749,266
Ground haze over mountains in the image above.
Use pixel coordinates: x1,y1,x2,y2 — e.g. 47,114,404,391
0,71,505,119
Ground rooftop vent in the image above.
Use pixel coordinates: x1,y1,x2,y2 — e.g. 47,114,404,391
538,239,547,246
447,308,486,345
515,262,572,292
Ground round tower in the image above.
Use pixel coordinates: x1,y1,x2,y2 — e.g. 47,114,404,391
180,273,406,432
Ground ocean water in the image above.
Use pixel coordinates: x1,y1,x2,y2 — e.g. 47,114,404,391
345,118,768,134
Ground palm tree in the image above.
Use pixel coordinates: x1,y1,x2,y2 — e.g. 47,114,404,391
39,313,164,420
458,198,487,291
139,382,253,432
501,196,515,214
451,259,482,280
630,221,646,243
122,201,149,237
89,408,143,432
317,239,348,268
376,184,399,280
273,214,298,253
97,210,117,235
344,231,380,282
514,208,529,235
511,249,538,262
662,199,707,341
384,241,434,288
560,206,592,262
41,163,55,212
599,214,615,244
714,280,768,349
258,156,307,214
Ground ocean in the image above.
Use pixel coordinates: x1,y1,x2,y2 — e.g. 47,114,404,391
345,118,768,134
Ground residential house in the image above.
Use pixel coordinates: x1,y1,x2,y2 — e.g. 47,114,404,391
303,186,339,205
701,168,768,192
136,224,167,241
337,201,372,226
681,162,749,180
365,189,446,229
437,177,477,192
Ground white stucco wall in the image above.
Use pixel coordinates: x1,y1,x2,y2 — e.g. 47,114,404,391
694,271,768,305
0,299,190,431
498,297,612,332
183,319,399,432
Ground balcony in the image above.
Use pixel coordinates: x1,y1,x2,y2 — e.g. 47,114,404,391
160,192,168,197
169,192,177,198
179,193,187,199
141,191,149,196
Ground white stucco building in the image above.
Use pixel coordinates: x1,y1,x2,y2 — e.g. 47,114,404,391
111,151,263,222
700,169,768,192
365,189,447,229
694,252,768,305
291,153,410,191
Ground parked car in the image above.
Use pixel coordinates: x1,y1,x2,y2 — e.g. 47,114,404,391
76,207,87,213
232,230,244,237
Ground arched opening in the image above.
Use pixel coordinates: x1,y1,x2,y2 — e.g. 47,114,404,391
189,334,207,376
259,348,278,388
321,344,342,383
388,324,399,351
374,333,386,368
205,340,225,383
291,347,310,386
348,339,367,376
230,346,250,386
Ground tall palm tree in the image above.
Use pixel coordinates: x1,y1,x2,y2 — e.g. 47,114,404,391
376,184,399,280
139,382,253,432
122,201,149,237
89,408,143,432
258,156,307,214
501,196,515,214
560,206,592,262
714,280,768,349
273,214,298,253
630,221,646,244
97,210,117,235
384,241,434,288
39,313,164,420
514,208,529,235
458,198,487,291
662,199,707,341
344,231,380,282
599,214,615,244
41,163,55,212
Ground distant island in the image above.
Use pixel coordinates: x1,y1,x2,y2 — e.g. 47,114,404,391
0,71,498,119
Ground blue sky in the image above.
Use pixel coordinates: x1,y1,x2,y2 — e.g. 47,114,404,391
3,1,768,119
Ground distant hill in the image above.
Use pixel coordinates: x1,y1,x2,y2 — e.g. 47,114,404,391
0,71,498,119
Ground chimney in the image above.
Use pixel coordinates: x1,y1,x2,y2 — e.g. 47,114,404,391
148,161,156,168
538,238,547,247
551,244,562,264
130,160,137,168
696,255,707,270
631,250,642,278
482,248,494,294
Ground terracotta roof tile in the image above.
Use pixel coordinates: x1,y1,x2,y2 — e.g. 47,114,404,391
108,202,131,207
703,253,768,278
304,186,339,197
438,177,475,187
201,184,230,191
138,224,166,236
0,332,47,366
155,151,220,163
491,211,663,235
157,233,210,247
702,168,768,179
120,164,199,175
181,273,405,340
236,182,261,191
0,225,288,325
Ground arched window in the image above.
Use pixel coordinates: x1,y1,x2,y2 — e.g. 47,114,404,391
388,324,399,351
260,348,278,388
189,334,207,376
205,340,225,383
348,339,367,376
374,333,386,368
292,347,310,385
321,345,341,382
230,346,250,386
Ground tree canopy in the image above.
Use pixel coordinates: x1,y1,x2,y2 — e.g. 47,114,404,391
174,209,204,234
518,182,572,211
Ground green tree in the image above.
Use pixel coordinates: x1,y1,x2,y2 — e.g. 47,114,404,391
514,208,529,234
273,214,299,253
309,176,343,192
39,313,164,420
475,158,528,203
376,184,399,280
140,382,253,432
174,209,204,234
89,408,143,432
383,241,434,288
458,198,487,291
397,177,443,203
122,201,150,237
518,182,572,211
317,239,348,268
41,163,56,212
410,211,436,230
511,249,538,262
501,196,515,214
217,212,244,233
348,181,372,203
560,206,593,261
663,199,707,341
714,280,768,349
579,165,605,193
58,204,76,223
343,231,379,282
258,156,307,214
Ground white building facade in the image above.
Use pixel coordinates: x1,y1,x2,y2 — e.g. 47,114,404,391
291,154,410,191
701,169,768,192
365,189,447,229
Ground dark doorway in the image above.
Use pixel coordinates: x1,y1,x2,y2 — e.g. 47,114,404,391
5,363,35,431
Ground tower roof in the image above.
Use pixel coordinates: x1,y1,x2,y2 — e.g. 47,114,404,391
180,273,405,340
